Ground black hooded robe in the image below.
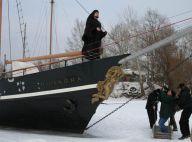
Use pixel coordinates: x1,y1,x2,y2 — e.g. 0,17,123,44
82,10,107,60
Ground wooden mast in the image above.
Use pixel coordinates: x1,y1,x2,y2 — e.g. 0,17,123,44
23,23,26,59
49,0,54,68
0,0,2,61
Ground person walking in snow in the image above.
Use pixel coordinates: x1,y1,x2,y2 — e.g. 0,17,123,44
145,89,160,128
82,10,107,60
176,83,192,140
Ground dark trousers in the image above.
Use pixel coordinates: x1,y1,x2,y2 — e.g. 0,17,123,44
169,114,177,129
147,109,157,128
179,107,192,136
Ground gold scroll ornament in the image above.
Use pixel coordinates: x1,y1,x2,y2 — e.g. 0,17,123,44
92,66,124,104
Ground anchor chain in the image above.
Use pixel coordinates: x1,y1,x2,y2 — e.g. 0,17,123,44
86,96,138,130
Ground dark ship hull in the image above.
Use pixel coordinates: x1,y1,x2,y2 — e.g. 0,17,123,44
0,54,128,133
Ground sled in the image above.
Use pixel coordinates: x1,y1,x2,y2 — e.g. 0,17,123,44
152,125,172,139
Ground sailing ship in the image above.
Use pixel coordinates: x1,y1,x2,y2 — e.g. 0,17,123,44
0,0,191,134
0,0,129,133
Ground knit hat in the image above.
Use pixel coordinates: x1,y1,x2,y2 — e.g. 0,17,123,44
177,83,185,89
162,84,169,93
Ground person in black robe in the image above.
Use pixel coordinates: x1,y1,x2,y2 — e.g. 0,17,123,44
145,89,160,128
82,10,107,60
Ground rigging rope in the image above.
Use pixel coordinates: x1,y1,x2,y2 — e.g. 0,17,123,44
168,53,192,74
36,7,49,56
73,0,192,52
80,17,192,62
74,0,89,14
103,17,192,49
85,96,138,130
15,0,29,58
168,9,192,19
166,38,192,74
31,0,48,56
138,40,192,77
16,0,24,41
73,0,192,51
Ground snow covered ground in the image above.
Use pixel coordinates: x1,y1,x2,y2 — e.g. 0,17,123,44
0,97,191,142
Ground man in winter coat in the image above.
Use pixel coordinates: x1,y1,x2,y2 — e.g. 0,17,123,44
169,90,178,131
177,83,192,140
82,10,107,60
158,87,176,133
145,89,160,128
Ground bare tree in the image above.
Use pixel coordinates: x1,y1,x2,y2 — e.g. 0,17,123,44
137,9,179,88
66,19,85,52
171,33,192,90
105,7,148,95
65,19,85,65
105,7,140,57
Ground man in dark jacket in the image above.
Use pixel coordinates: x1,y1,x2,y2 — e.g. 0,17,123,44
158,87,175,133
145,89,160,128
169,90,178,131
82,10,107,60
177,83,192,140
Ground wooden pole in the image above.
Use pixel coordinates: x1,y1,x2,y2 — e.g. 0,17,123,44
23,23,26,59
0,0,2,61
49,0,54,69
3,54,84,74
5,51,82,64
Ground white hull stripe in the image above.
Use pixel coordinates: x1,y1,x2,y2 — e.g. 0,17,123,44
0,84,97,100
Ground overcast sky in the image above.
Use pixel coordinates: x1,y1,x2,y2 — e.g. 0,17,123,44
1,0,192,61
